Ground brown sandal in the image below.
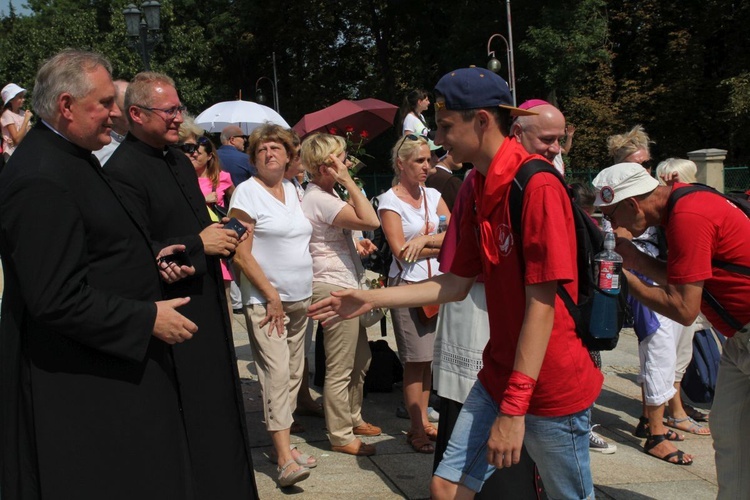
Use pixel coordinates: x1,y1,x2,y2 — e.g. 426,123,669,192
406,432,435,454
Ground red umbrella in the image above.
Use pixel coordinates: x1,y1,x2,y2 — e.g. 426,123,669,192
292,98,398,144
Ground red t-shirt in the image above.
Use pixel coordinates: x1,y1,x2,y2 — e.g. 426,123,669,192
665,183,750,336
451,153,603,417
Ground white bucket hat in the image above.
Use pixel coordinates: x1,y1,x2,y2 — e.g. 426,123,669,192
2,83,26,107
592,162,660,207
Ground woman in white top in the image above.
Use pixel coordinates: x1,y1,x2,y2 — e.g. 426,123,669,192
378,134,450,454
1,83,33,161
229,124,316,488
300,133,381,456
397,89,430,136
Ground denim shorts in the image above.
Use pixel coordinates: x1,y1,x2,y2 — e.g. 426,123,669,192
434,380,594,499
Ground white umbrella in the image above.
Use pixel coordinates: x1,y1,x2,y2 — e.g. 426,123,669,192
194,99,289,134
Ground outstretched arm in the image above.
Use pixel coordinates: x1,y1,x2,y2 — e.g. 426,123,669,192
308,272,475,325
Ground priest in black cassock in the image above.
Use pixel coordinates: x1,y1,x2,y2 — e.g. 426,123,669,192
106,72,258,499
0,51,201,499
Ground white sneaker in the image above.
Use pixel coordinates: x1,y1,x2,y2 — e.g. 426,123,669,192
589,425,617,454
427,407,440,423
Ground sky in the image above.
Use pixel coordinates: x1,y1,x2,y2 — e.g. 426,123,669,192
0,0,31,16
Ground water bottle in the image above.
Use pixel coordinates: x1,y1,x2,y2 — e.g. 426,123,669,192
437,215,448,234
589,232,623,340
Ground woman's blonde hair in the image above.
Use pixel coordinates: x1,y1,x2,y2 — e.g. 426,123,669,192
178,113,204,143
391,134,428,181
655,158,698,185
299,133,346,179
607,125,651,163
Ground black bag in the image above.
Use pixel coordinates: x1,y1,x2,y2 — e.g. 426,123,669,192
667,184,750,331
365,195,393,337
366,195,393,278
510,160,630,351
682,328,726,404
363,340,403,394
210,203,228,219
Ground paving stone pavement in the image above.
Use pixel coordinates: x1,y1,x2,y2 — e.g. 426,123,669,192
230,313,718,500
0,249,717,498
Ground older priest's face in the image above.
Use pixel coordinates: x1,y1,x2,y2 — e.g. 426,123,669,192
66,65,120,151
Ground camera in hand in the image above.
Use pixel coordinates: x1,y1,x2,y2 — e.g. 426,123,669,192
158,250,191,267
223,217,247,239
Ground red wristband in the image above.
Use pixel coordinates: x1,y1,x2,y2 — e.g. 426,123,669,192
499,370,537,416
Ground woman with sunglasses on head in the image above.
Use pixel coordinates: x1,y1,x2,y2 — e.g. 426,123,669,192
377,134,450,454
228,123,316,488
179,120,236,315
299,133,381,457
397,89,431,136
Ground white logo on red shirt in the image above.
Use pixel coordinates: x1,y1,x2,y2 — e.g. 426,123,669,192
497,223,514,256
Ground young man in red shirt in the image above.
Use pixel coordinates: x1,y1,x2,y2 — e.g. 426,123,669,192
309,67,602,499
593,163,750,499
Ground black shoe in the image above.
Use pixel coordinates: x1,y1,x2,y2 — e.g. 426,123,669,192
233,308,243,315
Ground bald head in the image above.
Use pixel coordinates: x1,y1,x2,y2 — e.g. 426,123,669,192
221,125,246,150
512,104,566,161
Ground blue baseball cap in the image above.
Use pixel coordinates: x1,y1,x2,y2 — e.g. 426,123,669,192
434,67,536,116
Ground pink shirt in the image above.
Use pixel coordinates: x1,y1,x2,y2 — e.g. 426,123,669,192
1,110,26,156
301,182,359,289
197,171,234,281
197,171,233,208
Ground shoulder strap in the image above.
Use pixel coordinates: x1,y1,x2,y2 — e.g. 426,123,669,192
509,159,581,310
509,159,563,235
668,183,750,330
668,184,750,276
668,183,750,219
422,187,433,278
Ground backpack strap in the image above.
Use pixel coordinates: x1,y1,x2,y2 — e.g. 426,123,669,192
668,184,750,330
509,159,580,313
509,160,563,234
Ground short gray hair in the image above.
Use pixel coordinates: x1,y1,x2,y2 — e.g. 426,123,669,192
32,49,112,122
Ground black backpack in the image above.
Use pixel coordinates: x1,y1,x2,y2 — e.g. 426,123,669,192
509,160,630,351
667,183,750,331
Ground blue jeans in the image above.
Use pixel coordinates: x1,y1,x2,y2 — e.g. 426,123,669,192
435,380,594,499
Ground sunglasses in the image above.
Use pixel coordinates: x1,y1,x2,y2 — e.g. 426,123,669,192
179,137,212,155
396,133,420,157
601,201,623,223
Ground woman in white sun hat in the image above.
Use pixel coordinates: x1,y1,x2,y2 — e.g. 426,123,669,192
1,83,33,161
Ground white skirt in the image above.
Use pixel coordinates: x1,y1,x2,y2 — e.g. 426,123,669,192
433,282,489,403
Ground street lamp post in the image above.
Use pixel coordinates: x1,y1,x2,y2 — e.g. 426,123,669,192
255,52,280,113
486,33,516,106
486,1,517,105
123,1,161,71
